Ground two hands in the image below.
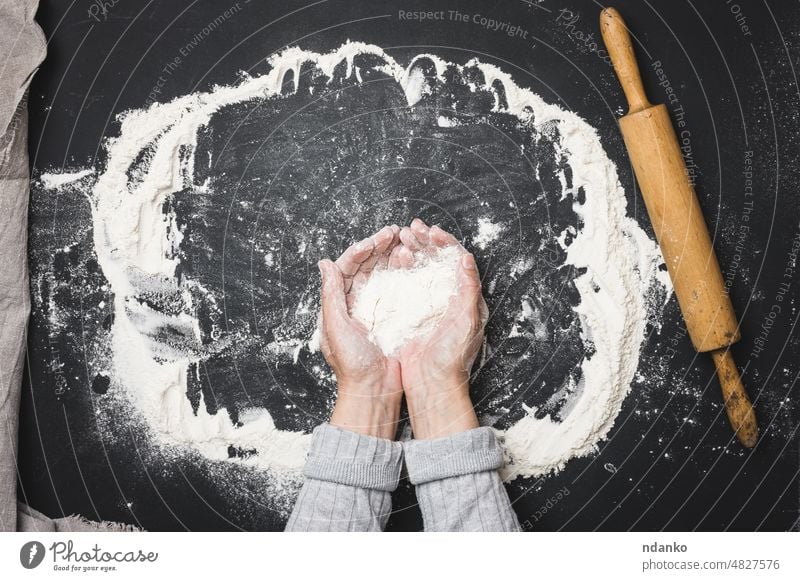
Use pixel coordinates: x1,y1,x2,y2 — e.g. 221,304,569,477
290,234,518,533
317,219,488,441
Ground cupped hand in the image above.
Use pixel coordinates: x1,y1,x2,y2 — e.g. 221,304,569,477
318,225,404,439
397,219,489,439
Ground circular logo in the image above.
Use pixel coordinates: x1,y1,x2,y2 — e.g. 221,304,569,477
19,541,46,569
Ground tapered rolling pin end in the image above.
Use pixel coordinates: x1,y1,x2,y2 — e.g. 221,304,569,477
710,349,758,448
599,6,651,114
600,6,621,25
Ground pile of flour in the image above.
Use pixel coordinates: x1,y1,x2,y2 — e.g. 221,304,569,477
351,246,462,355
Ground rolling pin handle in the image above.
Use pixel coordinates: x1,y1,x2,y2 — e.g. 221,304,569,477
710,348,758,448
600,7,652,114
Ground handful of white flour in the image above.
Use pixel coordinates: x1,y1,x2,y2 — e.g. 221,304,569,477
351,245,463,355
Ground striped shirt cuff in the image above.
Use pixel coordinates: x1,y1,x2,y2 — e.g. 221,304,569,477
403,427,504,485
302,423,404,492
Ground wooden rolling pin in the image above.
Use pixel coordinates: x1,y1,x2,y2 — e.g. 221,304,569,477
600,7,758,447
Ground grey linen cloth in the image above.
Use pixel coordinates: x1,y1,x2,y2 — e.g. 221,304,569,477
286,424,520,532
0,0,46,532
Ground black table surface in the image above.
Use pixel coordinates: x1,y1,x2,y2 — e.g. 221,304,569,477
20,0,800,531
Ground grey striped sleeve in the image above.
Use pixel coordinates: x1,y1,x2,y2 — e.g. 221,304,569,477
285,423,403,532
404,427,520,532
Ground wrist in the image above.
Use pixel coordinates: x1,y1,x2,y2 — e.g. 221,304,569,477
405,377,479,439
330,388,402,440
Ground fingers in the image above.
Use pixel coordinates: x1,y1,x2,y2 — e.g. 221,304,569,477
385,220,464,268
357,225,398,275
319,259,349,325
371,225,396,255
338,221,461,277
402,220,442,264
376,224,402,269
336,226,397,294
429,224,463,251
399,226,424,251
409,218,431,245
335,237,375,283
399,226,432,266
388,243,415,268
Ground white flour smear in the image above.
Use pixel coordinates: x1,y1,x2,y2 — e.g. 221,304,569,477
473,217,503,250
351,245,462,355
38,42,669,483
40,169,94,189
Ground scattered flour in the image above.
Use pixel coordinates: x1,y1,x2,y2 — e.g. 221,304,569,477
436,114,460,128
473,216,503,250
36,42,669,484
40,169,94,189
352,246,461,355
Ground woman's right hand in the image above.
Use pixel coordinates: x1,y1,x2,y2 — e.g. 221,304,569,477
319,225,404,439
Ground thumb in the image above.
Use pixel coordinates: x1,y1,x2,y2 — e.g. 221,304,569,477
446,252,483,320
319,259,348,324
457,252,482,301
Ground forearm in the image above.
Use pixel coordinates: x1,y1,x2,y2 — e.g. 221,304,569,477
285,423,403,532
404,427,520,532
